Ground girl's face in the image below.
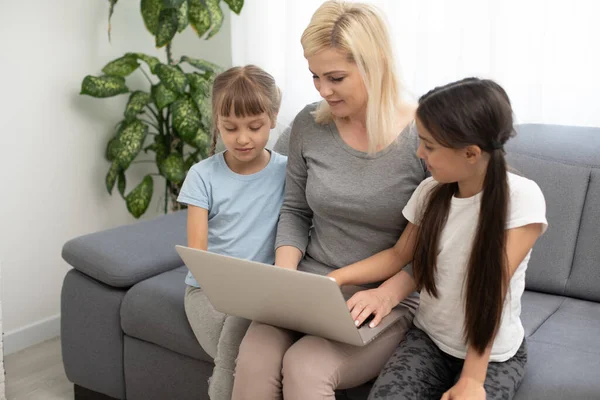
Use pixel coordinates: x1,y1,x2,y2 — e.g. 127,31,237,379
217,112,274,164
415,118,478,184
306,48,368,120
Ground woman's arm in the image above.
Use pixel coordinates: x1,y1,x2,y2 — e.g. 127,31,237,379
329,223,418,286
187,205,209,250
444,222,545,399
275,246,304,270
274,113,314,269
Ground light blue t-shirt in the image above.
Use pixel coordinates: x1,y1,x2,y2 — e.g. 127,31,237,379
177,150,288,287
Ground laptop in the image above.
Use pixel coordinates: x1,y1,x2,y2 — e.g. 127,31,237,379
175,245,411,347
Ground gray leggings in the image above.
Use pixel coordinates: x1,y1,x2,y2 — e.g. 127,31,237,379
369,327,527,400
184,286,251,400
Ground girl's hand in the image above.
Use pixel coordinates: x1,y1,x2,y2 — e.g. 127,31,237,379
441,377,486,400
346,287,396,328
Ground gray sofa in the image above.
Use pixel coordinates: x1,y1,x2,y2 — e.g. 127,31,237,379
61,124,600,400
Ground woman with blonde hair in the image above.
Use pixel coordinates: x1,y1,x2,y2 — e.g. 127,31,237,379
232,1,427,399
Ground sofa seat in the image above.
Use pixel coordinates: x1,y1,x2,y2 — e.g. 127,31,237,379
121,266,212,363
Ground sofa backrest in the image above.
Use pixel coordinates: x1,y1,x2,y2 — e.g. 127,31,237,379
506,124,600,301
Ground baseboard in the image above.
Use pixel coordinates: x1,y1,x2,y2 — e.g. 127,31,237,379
3,314,61,355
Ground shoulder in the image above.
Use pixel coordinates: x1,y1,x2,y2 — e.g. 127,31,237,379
188,153,223,181
508,172,545,205
270,150,288,170
291,102,326,134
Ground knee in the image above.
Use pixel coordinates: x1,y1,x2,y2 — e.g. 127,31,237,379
282,336,336,390
235,323,289,379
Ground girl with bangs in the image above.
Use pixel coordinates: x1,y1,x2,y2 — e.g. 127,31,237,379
177,65,287,400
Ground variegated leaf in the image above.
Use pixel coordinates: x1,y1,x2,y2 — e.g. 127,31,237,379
176,0,189,32
102,54,140,77
106,134,121,162
114,119,148,169
155,64,187,93
125,91,152,120
153,134,170,164
81,75,129,98
205,0,224,39
151,83,179,109
117,170,126,197
126,52,160,74
223,0,243,14
184,151,200,171
159,153,186,184
105,162,120,194
181,56,221,75
191,127,211,151
172,95,202,142
156,8,178,47
141,0,163,35
126,175,154,218
188,0,211,38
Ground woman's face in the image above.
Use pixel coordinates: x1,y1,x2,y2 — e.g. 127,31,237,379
306,48,368,120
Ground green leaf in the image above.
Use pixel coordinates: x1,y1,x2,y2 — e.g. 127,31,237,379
184,152,200,171
162,0,186,7
181,56,221,74
176,0,189,32
126,175,154,218
117,170,126,197
81,75,129,98
125,91,152,120
153,134,170,164
106,135,120,162
126,52,160,74
151,82,179,109
105,162,120,194
205,0,224,39
155,64,187,93
188,0,211,38
187,72,213,130
172,95,202,144
156,8,178,47
159,153,186,184
191,127,211,151
223,0,243,15
114,119,148,169
102,55,140,77
141,0,163,35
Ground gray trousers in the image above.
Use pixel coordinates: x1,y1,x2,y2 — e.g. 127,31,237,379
184,286,251,400
368,327,527,400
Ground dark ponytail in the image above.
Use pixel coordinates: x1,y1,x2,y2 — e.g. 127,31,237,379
414,78,514,354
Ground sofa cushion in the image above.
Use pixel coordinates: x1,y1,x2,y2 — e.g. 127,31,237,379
514,340,600,400
506,152,589,295
566,169,600,302
528,297,600,354
520,291,564,338
121,267,212,363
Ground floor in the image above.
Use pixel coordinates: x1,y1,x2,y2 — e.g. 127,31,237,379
4,337,72,400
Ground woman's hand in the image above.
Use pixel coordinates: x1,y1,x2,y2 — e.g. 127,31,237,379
346,287,397,328
441,377,486,400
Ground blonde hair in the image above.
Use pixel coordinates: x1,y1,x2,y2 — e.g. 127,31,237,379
210,65,282,156
301,0,403,153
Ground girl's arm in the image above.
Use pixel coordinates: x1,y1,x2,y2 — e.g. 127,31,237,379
328,222,418,286
446,222,545,399
187,205,209,250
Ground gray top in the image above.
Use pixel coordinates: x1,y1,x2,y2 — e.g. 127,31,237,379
275,103,427,277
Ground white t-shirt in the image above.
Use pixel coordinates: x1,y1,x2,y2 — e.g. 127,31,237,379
403,173,548,362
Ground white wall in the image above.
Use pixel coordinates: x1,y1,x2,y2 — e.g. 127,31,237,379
0,0,232,354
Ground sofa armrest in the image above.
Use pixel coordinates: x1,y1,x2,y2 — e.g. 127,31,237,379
62,210,188,288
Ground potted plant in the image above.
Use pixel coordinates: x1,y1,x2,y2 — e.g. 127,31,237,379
81,0,244,218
